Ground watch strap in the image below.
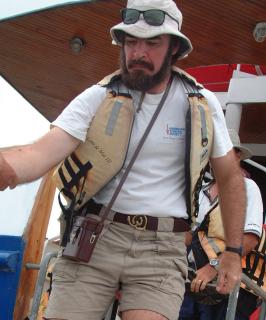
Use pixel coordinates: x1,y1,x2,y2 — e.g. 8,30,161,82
225,246,243,257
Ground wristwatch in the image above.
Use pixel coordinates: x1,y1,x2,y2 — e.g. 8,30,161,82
225,245,243,257
209,258,219,269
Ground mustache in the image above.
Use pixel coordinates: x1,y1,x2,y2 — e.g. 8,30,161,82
128,59,154,71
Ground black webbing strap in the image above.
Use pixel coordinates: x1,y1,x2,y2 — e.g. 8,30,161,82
193,167,208,218
58,153,93,246
58,153,92,193
59,189,78,247
244,254,264,287
244,228,266,287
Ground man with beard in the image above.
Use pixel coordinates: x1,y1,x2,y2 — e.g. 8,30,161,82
0,1,246,320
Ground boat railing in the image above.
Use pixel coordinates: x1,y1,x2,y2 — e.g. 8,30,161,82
226,272,266,320
26,251,58,320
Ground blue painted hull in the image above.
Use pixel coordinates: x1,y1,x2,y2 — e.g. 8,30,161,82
0,235,25,320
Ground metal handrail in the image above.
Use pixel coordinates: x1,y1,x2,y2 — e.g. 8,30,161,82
241,273,266,300
244,159,266,174
259,301,266,320
26,251,58,320
226,281,241,320
204,262,266,320
225,272,266,319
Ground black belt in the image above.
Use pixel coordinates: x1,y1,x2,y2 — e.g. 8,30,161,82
83,199,190,232
113,212,190,232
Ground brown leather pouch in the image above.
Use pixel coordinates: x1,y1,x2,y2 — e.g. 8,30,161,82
62,215,103,263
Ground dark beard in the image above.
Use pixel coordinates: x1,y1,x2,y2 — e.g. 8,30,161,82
120,47,173,92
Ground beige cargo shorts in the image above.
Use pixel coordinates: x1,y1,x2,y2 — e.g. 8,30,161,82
44,217,188,320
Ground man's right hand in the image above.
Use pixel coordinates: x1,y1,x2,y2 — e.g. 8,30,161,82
0,153,18,190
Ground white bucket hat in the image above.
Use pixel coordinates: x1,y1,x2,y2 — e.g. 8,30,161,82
110,0,193,60
228,129,252,160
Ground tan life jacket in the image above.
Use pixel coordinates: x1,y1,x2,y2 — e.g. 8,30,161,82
54,90,135,210
53,67,213,224
198,203,266,293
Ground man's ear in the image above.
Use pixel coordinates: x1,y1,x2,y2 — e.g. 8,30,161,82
169,37,180,63
172,40,180,56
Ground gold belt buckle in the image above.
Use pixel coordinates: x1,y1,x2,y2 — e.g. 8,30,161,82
127,215,148,231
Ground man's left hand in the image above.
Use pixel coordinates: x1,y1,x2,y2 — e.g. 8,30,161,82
216,251,242,294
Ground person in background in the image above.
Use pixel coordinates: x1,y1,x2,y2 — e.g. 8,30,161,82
179,129,263,320
0,1,246,320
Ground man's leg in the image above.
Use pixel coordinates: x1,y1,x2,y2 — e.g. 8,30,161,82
118,226,187,320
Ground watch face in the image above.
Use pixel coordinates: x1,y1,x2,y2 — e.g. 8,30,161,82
210,259,219,267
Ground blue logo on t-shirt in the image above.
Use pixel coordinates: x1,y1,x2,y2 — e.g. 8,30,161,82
166,125,185,137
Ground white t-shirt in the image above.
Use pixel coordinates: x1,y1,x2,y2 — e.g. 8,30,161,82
197,178,263,237
53,76,232,218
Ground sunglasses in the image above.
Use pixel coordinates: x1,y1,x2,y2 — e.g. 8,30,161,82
121,8,179,28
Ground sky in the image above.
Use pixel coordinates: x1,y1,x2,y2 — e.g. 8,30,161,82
0,0,85,20
0,77,50,147
0,76,61,239
0,1,86,238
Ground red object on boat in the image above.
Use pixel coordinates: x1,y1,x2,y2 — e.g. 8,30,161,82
185,64,266,92
249,305,261,320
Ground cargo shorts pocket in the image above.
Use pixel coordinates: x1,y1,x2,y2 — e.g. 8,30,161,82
154,233,188,293
156,257,187,294
52,257,79,283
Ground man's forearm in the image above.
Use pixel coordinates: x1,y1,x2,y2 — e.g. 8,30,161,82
0,145,49,189
0,128,81,190
218,172,246,248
